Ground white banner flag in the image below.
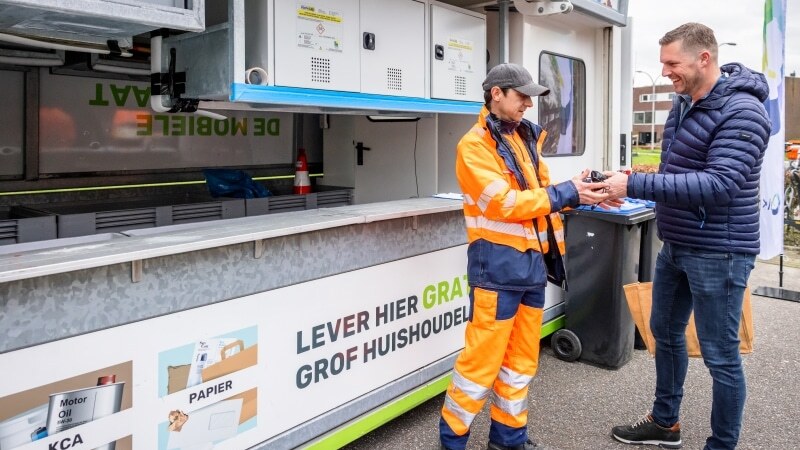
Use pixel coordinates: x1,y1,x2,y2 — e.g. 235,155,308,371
758,0,786,260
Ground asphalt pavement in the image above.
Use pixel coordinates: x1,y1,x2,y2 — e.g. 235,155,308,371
343,254,800,450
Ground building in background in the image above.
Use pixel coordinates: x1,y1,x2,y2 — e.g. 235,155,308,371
632,76,799,147
631,84,673,146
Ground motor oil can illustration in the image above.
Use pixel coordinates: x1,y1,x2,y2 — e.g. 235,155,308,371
45,376,124,450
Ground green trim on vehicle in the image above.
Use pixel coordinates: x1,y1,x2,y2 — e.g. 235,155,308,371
304,374,452,450
304,315,565,449
540,315,565,338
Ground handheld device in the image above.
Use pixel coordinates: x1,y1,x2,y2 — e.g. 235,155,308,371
583,170,608,183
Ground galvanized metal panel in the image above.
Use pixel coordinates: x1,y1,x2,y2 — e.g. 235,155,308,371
0,208,467,353
0,0,204,48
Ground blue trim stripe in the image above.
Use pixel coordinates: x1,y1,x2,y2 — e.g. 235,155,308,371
230,84,483,114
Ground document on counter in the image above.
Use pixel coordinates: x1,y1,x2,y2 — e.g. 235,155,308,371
433,193,464,200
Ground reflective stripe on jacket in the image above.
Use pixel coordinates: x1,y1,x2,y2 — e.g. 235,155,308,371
456,107,578,290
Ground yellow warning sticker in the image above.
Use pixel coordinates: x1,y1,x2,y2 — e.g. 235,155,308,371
296,3,344,53
448,39,473,51
298,9,342,23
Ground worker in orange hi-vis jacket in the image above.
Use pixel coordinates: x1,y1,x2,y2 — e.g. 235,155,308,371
439,63,617,450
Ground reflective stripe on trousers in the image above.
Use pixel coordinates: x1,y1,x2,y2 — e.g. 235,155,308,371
440,287,545,443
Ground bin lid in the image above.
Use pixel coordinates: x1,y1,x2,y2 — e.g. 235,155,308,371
564,206,655,225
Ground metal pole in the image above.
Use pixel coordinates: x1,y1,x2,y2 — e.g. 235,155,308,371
636,70,657,150
650,81,656,150
498,0,509,64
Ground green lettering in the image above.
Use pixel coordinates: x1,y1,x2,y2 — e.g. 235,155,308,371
136,114,152,136
450,276,463,299
132,86,150,108
422,285,436,309
214,118,230,136
89,83,109,106
231,118,247,136
110,84,132,107
197,117,212,136
154,115,170,136
253,118,266,136
437,281,451,303
171,115,186,136
266,118,280,136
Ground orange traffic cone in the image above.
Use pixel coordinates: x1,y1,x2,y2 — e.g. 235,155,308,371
293,148,311,194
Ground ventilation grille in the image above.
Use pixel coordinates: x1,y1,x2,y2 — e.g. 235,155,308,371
172,203,224,224
268,195,308,213
454,76,467,96
89,202,227,232
243,189,353,216
0,220,18,242
387,67,402,91
317,190,353,206
95,209,157,231
311,57,331,83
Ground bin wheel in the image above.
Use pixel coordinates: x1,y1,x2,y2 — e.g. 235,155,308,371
552,329,582,362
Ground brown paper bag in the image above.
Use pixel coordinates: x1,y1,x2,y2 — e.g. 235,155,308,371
167,365,191,395
201,342,258,381
168,345,258,424
623,282,754,357
203,343,258,424
227,388,257,424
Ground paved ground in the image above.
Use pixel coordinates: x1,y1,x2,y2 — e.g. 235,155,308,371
343,253,800,450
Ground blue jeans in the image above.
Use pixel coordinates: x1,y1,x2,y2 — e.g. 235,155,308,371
650,242,755,450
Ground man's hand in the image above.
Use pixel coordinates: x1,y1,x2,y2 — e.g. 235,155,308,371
603,171,629,200
572,169,611,206
597,197,626,209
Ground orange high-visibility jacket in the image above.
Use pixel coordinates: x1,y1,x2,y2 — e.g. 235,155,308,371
456,107,579,290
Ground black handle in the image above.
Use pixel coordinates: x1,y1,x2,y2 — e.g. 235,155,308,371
363,32,376,50
434,44,444,60
356,142,371,166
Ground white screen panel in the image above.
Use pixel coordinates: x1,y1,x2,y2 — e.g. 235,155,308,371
38,72,293,174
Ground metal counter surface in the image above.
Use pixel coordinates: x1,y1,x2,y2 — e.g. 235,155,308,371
0,197,463,284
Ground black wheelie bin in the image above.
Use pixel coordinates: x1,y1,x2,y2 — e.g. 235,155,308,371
552,206,655,369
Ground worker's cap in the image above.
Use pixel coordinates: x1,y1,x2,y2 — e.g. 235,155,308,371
482,63,550,97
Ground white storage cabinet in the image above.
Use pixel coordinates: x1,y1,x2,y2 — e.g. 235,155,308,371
273,0,361,92
359,0,426,97
430,1,486,102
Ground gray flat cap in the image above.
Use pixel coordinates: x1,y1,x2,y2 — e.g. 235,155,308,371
482,63,551,97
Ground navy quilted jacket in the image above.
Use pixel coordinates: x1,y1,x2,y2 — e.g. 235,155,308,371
628,63,771,254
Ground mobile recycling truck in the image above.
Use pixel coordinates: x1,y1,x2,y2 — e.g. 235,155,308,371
0,1,633,448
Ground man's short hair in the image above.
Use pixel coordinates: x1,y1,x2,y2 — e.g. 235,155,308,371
659,22,718,60
484,88,509,107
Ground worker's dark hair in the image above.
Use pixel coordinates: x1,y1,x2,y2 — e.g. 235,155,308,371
484,87,510,107
659,22,718,61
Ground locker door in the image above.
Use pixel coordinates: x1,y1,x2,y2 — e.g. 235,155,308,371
430,3,486,102
360,0,425,97
352,117,436,204
274,0,360,92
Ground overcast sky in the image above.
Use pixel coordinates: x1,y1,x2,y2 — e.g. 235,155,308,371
628,0,799,87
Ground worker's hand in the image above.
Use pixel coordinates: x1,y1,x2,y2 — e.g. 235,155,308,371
602,171,629,200
571,169,610,206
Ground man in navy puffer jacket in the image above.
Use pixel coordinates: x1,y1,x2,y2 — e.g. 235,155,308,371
605,23,770,450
